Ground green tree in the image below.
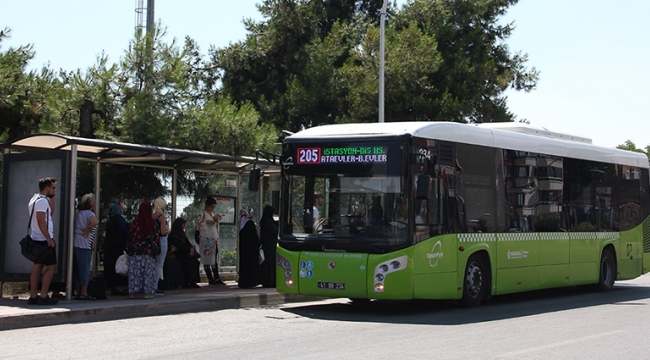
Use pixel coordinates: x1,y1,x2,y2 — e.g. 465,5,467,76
390,0,538,123
0,28,48,141
616,140,649,159
217,0,538,132
117,25,278,155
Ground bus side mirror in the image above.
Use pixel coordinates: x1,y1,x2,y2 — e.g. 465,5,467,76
248,168,261,191
416,174,430,200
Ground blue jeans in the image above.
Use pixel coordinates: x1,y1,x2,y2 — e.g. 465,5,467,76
154,236,168,285
73,247,92,285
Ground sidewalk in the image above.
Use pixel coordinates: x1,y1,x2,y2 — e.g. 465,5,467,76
0,281,320,331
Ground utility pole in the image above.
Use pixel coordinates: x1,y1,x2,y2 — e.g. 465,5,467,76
378,0,389,123
146,0,155,36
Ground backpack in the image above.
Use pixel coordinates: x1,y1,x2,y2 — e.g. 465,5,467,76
88,277,108,299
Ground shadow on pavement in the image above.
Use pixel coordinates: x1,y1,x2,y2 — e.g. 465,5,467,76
282,283,650,325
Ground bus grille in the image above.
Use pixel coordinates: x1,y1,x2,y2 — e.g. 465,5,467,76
641,168,650,253
641,168,650,220
643,217,650,252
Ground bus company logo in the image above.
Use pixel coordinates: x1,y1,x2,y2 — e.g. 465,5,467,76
328,261,336,270
282,156,294,170
507,249,529,260
427,240,444,268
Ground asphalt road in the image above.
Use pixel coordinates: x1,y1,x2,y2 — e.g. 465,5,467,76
4,274,650,359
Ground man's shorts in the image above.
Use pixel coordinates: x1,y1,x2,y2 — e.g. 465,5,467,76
32,241,57,266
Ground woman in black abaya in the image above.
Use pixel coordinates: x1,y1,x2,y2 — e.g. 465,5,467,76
237,206,261,288
167,218,201,288
104,201,129,295
259,205,277,287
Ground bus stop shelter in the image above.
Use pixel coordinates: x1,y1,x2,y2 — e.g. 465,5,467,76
0,133,280,299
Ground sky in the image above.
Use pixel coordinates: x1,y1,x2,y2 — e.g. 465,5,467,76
1,0,649,150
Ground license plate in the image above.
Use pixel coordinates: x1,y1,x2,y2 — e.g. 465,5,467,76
317,281,346,290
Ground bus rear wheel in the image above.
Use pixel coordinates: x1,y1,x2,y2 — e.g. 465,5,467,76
597,248,616,292
461,254,486,307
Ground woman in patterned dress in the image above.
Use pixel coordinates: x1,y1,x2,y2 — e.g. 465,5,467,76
126,201,160,299
196,196,224,285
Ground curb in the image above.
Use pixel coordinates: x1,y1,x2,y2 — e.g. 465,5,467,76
0,293,322,331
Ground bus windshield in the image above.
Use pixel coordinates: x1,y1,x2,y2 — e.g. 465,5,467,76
282,174,409,249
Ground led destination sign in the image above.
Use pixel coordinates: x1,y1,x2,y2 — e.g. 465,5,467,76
297,146,387,164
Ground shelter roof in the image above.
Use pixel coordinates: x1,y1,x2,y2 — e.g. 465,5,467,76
1,133,278,173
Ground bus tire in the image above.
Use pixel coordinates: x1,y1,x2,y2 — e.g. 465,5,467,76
597,248,616,292
461,253,486,307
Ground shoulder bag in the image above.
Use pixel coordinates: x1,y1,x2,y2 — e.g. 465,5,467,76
20,197,50,263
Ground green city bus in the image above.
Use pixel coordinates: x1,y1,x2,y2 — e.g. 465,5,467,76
275,122,650,306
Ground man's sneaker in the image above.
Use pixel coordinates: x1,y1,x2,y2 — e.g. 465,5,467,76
27,297,39,305
212,279,226,285
37,296,58,305
155,289,165,295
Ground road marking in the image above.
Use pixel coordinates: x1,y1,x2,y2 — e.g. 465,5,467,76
497,330,625,358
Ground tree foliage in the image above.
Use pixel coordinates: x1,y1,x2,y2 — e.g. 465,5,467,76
216,0,539,132
0,27,44,141
617,140,650,159
0,25,277,156
0,25,277,201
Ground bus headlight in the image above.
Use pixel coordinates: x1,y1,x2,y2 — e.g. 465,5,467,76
277,253,293,288
373,255,408,293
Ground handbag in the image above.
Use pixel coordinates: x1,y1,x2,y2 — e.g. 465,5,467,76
19,198,50,263
115,252,129,276
259,248,265,265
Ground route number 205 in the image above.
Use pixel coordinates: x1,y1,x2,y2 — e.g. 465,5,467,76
297,148,321,164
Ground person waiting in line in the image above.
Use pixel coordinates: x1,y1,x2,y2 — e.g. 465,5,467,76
259,205,278,288
103,200,129,295
152,197,169,294
72,193,99,300
168,217,200,288
27,177,59,305
126,201,160,299
159,239,184,290
238,205,261,288
197,196,225,285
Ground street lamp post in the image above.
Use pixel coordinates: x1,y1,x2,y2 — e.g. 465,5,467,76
378,0,389,123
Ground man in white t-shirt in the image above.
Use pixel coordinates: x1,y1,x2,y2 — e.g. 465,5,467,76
27,177,58,305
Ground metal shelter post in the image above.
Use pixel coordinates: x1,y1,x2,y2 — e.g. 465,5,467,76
66,144,78,301
258,174,264,218
236,172,242,276
91,159,101,278
172,167,178,220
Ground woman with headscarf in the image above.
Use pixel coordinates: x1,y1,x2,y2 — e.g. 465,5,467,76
167,217,201,288
103,200,129,295
259,205,278,288
197,196,224,285
126,201,160,299
238,205,261,288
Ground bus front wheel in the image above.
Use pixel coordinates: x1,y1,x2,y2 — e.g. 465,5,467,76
461,254,486,307
597,248,616,292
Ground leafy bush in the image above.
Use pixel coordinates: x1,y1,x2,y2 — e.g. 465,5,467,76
220,248,237,266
